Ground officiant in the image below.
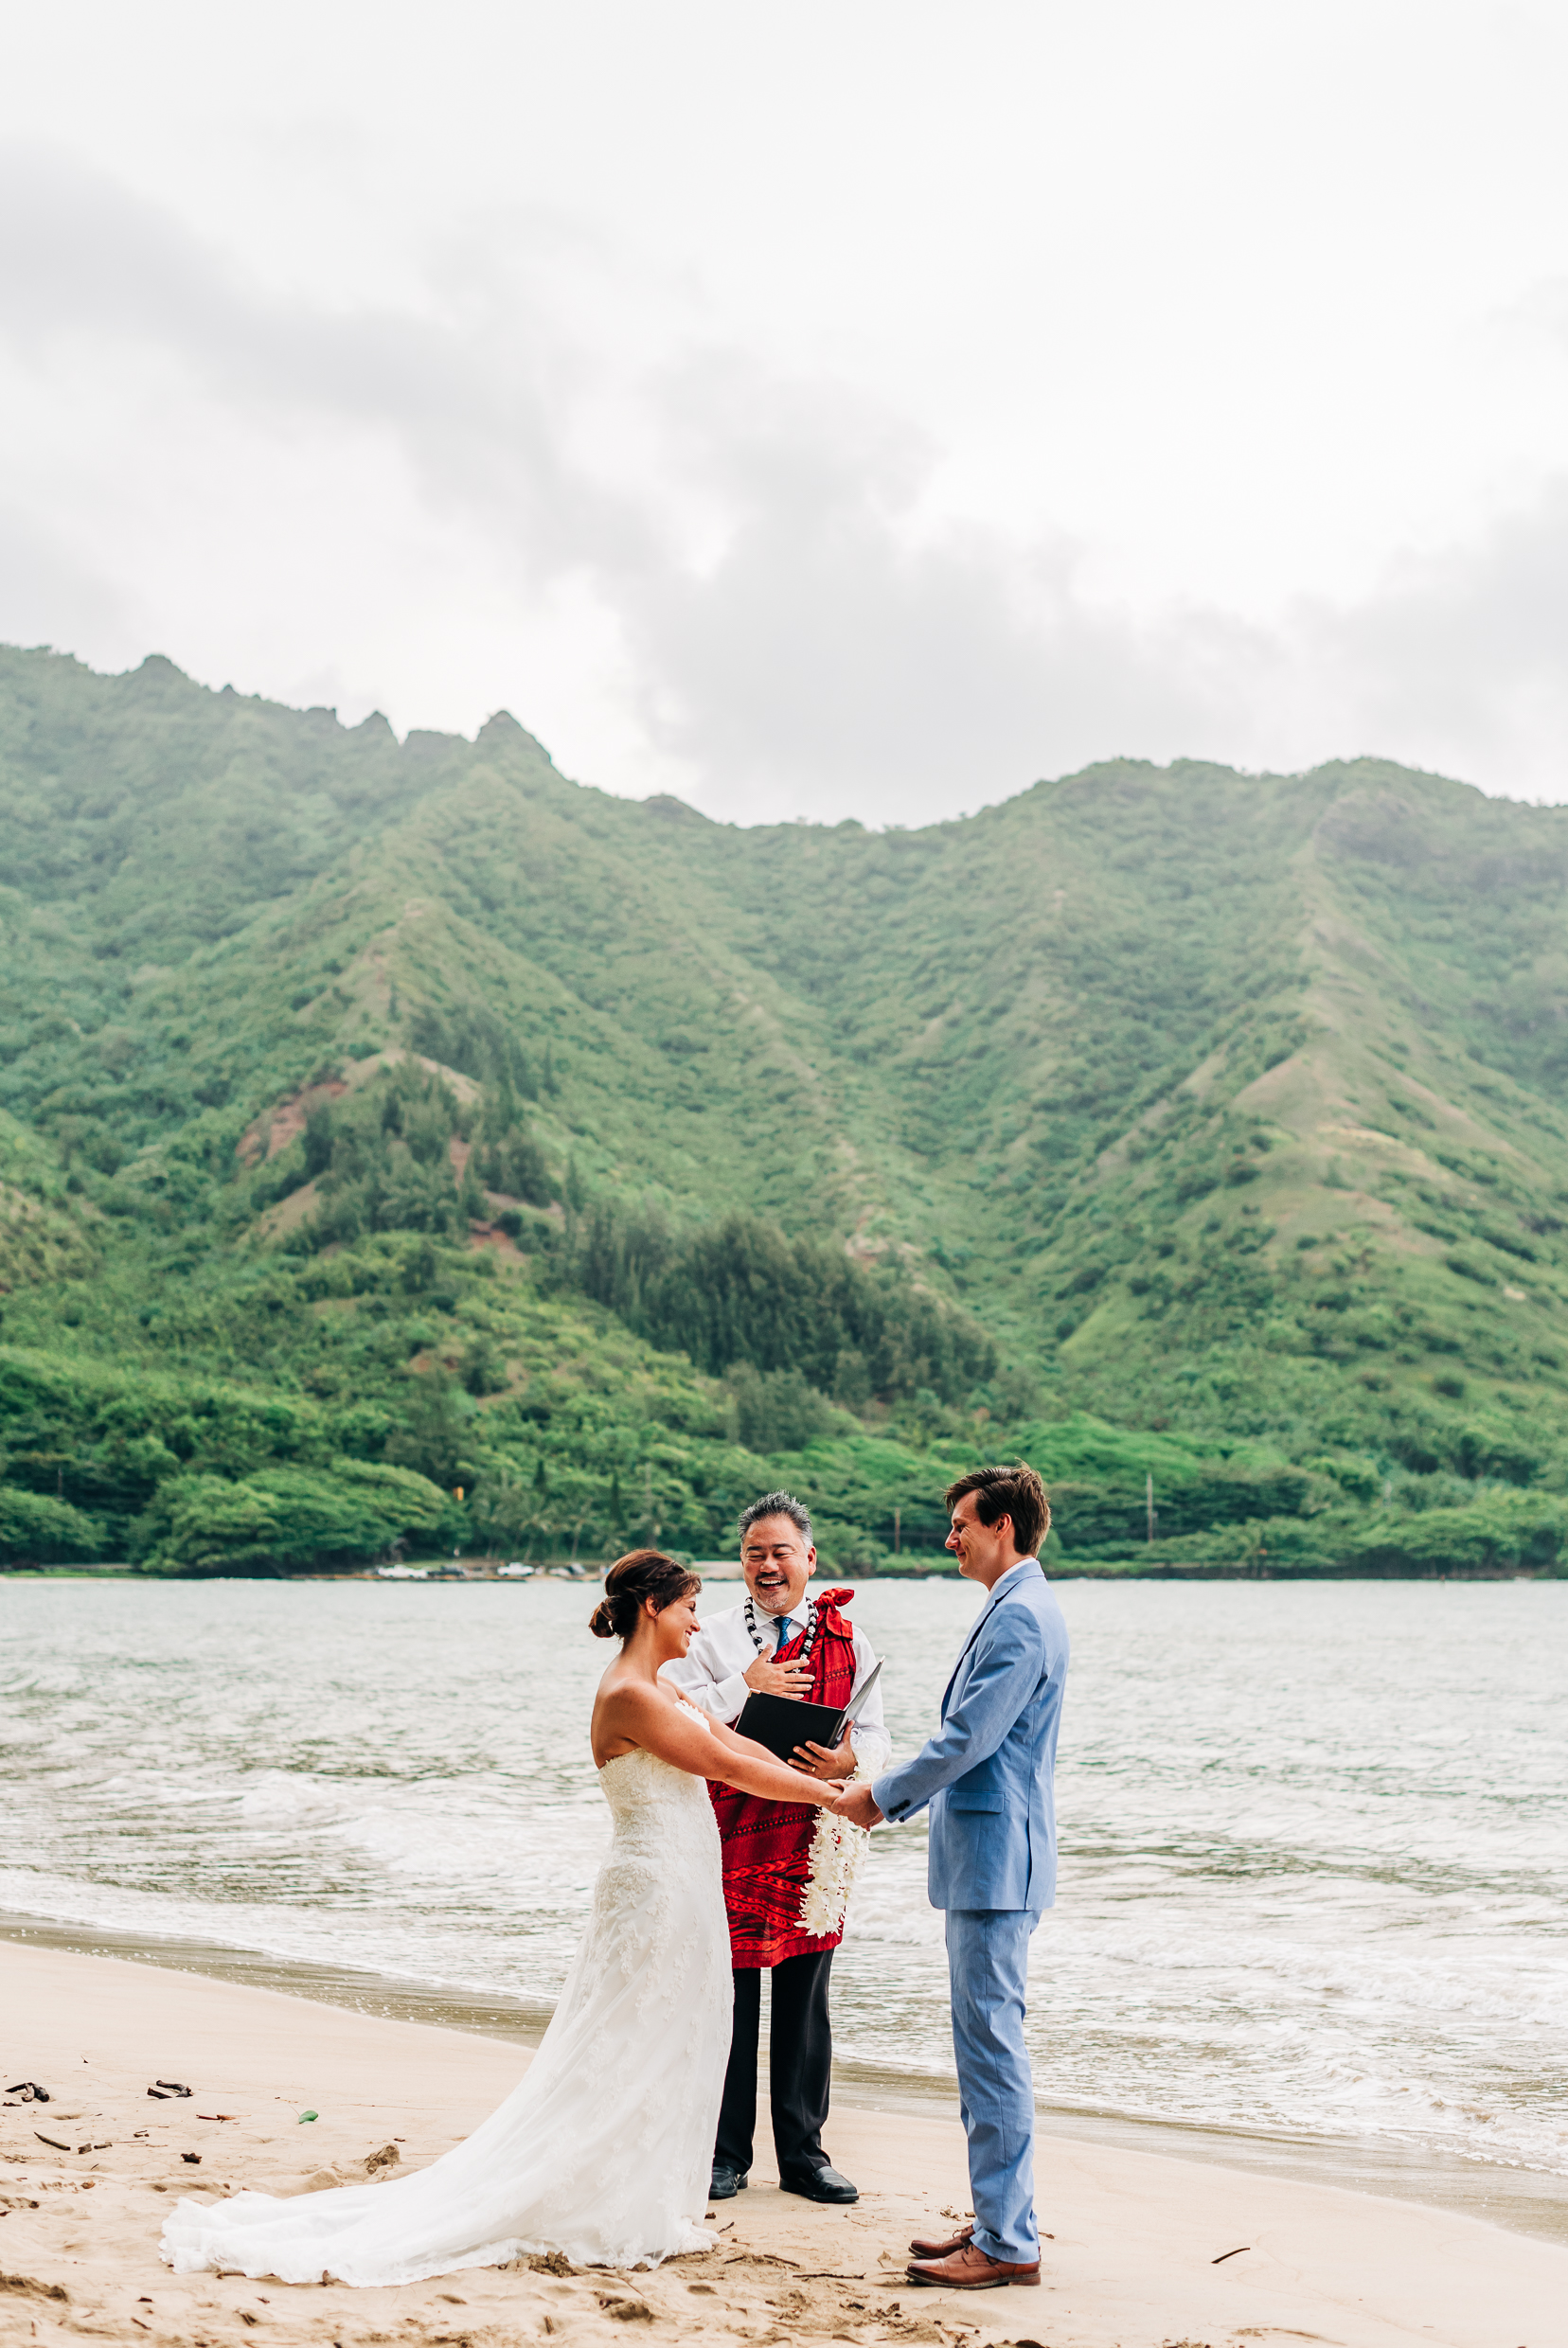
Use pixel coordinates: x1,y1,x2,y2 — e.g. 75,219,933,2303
661,1488,889,2206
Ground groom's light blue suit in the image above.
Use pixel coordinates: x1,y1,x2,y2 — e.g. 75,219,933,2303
870,1559,1068,2267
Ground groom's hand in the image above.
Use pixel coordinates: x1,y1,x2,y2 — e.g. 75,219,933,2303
832,1784,884,1829
743,1652,814,1698
788,1734,857,1780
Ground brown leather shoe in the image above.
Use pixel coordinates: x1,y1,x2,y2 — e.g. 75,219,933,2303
906,2243,1041,2289
909,2220,973,2258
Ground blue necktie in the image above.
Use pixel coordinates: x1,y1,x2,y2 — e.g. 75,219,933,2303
775,1614,793,1651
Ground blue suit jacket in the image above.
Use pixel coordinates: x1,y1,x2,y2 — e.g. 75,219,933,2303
871,1559,1069,1915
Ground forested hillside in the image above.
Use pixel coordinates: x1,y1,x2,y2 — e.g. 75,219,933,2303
6,642,1568,1575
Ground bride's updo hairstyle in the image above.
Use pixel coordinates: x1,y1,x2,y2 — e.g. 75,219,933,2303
590,1548,701,1640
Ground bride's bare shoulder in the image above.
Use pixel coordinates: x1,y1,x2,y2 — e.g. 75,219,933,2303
591,1673,691,1766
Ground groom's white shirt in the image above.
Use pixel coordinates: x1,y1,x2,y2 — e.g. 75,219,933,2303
661,1599,891,1774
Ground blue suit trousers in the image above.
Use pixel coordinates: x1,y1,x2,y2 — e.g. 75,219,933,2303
944,1908,1039,2266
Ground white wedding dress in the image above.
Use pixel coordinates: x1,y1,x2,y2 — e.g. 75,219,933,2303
161,1710,732,2285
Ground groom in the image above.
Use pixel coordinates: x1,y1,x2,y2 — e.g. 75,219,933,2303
835,1465,1068,2290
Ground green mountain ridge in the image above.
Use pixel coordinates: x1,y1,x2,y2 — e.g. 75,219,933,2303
5,641,1568,1576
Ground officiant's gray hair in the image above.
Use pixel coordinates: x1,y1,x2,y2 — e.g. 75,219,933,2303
739,1489,812,1544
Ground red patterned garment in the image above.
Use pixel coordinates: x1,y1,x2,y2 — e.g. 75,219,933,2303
710,1588,859,1968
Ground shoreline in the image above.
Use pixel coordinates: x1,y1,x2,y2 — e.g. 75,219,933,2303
8,1902,1567,2253
7,1560,1568,1580
2,1934,1564,2348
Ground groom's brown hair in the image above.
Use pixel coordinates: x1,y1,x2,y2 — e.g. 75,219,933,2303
945,1464,1050,1556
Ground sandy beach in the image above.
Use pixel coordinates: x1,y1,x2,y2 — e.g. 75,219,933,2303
1,1941,1562,2348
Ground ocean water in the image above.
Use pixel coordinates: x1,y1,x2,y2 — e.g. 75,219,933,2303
2,1575,1565,2189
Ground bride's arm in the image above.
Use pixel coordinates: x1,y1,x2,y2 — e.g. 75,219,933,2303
607,1687,837,1806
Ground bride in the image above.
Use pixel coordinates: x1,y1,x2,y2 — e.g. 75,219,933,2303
161,1550,843,2286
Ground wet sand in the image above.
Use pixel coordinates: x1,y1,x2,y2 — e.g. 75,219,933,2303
9,1905,1568,2251
2,1939,1564,2348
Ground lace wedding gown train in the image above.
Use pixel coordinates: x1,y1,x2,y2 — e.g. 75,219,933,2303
161,1721,732,2286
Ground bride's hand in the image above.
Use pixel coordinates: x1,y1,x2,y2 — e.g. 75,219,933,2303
829,1784,883,1829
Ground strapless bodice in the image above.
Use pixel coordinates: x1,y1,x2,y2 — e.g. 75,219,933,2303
597,1714,720,1867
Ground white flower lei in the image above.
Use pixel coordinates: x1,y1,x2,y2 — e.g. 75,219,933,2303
797,1775,870,1939
744,1587,864,1936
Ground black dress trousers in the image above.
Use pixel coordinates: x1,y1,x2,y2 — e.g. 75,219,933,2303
714,1948,834,2178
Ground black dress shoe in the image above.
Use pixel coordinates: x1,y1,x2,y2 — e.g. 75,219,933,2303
709,2163,749,2200
779,2164,858,2204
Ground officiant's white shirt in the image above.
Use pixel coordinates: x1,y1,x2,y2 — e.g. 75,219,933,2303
661,1597,891,1774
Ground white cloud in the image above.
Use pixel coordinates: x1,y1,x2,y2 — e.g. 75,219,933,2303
3,4,1568,821
1291,485,1568,800
0,501,133,658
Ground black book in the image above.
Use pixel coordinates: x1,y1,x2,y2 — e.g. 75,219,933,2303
734,1692,846,1762
734,1662,882,1762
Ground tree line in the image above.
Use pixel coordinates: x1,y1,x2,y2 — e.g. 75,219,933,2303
568,1201,998,1409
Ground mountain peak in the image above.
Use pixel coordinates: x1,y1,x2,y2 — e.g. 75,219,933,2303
477,709,554,765
641,792,710,824
121,651,200,702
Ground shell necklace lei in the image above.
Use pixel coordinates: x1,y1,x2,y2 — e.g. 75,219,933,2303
743,1591,824,1661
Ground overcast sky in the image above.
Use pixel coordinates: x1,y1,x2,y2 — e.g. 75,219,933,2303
5,1,1568,826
